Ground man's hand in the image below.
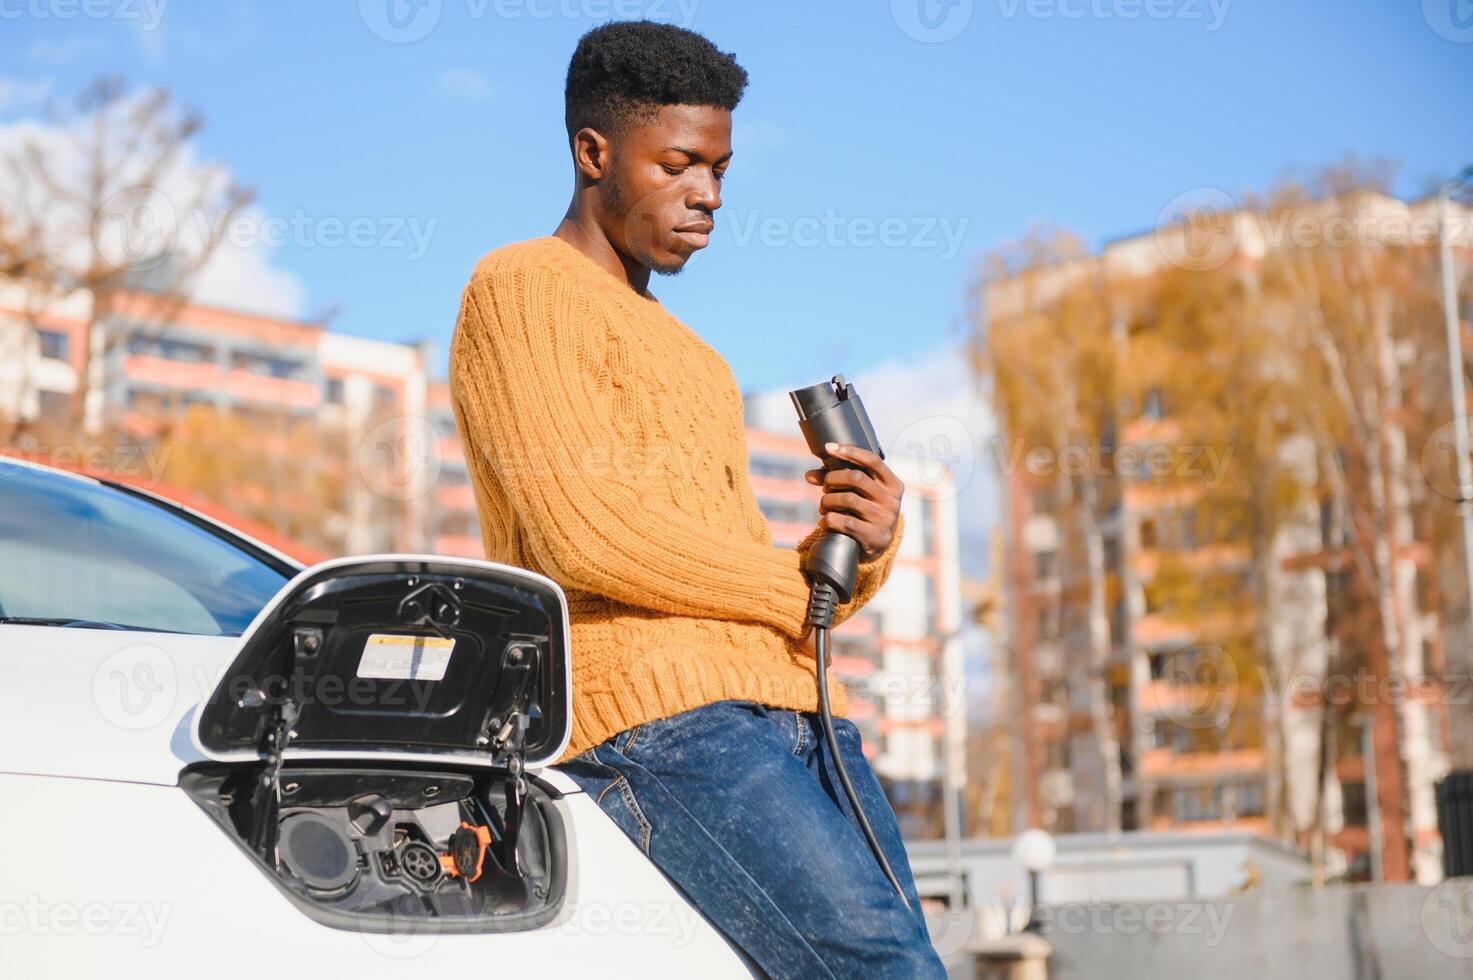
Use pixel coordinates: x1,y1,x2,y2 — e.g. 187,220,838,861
799,626,824,666
804,442,905,562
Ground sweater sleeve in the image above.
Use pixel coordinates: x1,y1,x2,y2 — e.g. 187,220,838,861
451,262,821,639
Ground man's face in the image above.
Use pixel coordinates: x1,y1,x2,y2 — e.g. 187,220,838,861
600,104,731,275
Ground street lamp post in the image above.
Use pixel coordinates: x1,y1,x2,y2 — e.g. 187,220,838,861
1013,828,1056,933
1440,166,1473,714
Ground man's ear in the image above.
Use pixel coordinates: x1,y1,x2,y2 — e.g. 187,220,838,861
571,126,612,182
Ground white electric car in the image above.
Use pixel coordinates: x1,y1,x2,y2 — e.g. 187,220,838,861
0,458,754,977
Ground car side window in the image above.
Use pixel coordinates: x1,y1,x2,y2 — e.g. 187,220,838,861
0,463,291,636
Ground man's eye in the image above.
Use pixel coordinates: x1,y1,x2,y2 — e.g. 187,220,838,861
661,165,685,176
714,170,727,182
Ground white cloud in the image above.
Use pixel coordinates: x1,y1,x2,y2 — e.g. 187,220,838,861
434,68,492,103
0,78,53,113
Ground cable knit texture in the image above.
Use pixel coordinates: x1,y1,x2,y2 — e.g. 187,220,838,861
449,235,905,764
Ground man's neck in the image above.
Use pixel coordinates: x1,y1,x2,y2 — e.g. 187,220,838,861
553,214,652,297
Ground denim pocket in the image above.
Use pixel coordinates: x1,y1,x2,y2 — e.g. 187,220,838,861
589,746,653,856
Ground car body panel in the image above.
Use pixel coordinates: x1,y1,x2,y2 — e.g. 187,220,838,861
0,772,754,976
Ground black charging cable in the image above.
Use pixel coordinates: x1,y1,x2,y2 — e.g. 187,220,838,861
791,376,912,913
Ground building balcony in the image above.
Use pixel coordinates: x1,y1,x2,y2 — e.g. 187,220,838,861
1139,746,1265,779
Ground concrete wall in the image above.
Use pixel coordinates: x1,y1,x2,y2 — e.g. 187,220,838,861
1045,880,1473,980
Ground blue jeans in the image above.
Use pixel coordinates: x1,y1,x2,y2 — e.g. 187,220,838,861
554,698,946,979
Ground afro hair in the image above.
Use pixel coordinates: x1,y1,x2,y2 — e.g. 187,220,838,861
564,20,748,139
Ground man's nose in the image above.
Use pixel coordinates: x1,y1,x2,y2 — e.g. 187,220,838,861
689,171,722,213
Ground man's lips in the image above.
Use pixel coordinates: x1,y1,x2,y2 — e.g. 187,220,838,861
673,221,713,248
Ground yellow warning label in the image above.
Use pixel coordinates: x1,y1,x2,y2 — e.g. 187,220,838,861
357,633,455,682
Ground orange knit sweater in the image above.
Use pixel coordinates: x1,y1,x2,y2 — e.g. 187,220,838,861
449,235,905,764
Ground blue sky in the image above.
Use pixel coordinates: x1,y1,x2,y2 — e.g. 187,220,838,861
3,0,1469,397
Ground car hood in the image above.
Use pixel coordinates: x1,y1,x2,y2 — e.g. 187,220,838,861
0,624,241,785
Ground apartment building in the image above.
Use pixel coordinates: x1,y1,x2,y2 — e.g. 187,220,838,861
0,282,437,559
985,190,1468,881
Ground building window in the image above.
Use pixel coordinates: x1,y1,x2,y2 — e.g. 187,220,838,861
127,334,216,363
1174,786,1222,822
917,498,936,556
324,378,345,404
231,350,305,379
1139,518,1158,550
923,575,938,632
38,390,70,422
38,330,70,361
373,384,396,407
1036,604,1061,641
1034,550,1057,581
1341,781,1368,826
1142,387,1164,421
758,499,810,525
1236,781,1265,818
749,454,802,481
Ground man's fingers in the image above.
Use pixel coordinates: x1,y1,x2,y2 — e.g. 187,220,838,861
823,442,904,495
821,466,890,502
819,490,881,521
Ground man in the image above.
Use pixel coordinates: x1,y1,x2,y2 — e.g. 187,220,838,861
449,20,945,978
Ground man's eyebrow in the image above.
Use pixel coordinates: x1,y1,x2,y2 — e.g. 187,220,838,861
662,145,734,164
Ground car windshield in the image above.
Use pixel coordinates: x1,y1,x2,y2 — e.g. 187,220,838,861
0,461,294,636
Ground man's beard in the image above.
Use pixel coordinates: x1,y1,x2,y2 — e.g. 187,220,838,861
603,169,685,277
